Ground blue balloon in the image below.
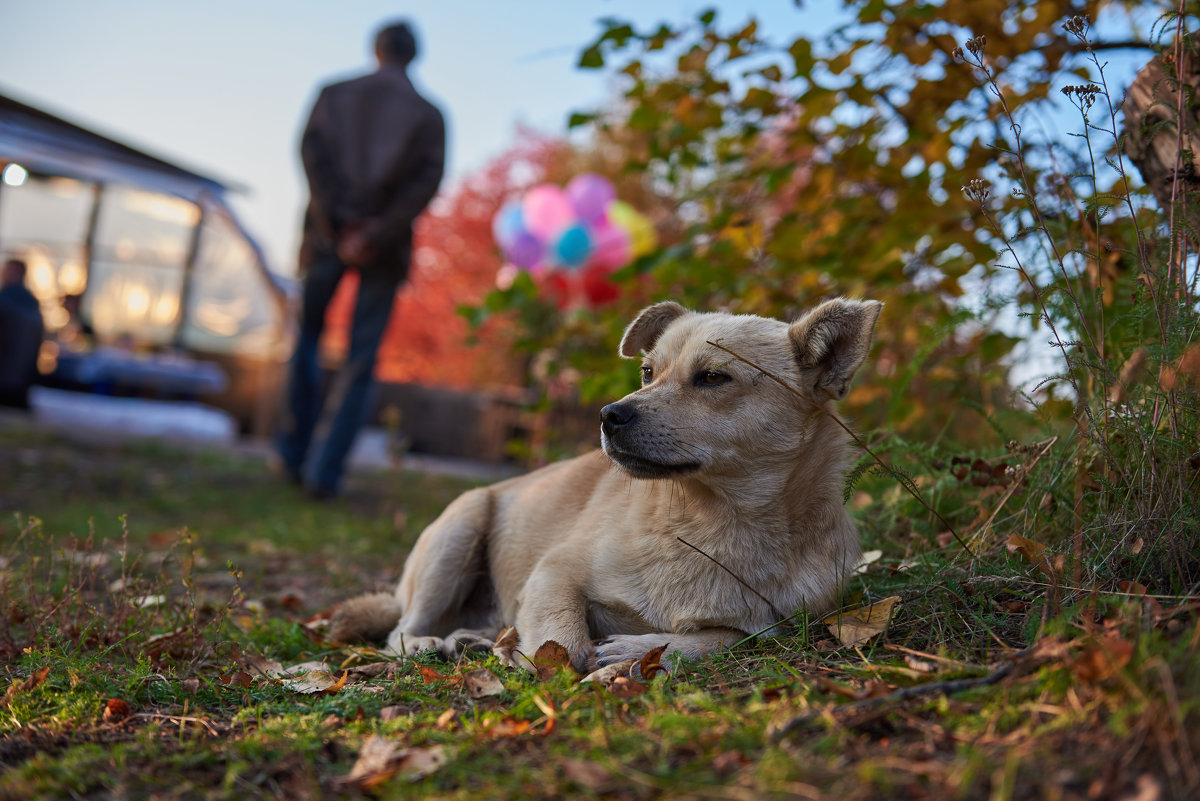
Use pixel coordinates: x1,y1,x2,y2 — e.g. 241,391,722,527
492,202,525,249
553,224,593,268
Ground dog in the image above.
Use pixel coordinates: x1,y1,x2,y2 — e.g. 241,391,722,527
329,297,882,671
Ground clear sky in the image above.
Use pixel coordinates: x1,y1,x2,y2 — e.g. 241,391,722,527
1,1,835,276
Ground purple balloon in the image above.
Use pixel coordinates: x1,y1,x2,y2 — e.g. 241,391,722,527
566,174,616,223
506,230,545,269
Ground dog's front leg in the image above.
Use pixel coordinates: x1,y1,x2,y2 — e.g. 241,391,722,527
594,628,746,670
511,552,594,672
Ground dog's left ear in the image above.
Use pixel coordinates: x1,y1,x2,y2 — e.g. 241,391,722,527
788,298,883,402
619,301,688,357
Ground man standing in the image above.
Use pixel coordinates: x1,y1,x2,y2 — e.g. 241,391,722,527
0,258,44,409
277,20,445,498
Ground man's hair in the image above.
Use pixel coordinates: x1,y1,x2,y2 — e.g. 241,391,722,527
374,21,418,66
2,258,26,284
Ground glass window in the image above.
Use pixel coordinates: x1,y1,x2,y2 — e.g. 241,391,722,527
82,186,197,344
0,174,93,332
180,210,282,357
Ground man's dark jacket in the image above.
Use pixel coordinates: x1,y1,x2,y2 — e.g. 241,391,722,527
299,64,445,279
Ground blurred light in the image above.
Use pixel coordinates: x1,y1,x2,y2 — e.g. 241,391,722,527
125,284,150,319
150,293,179,326
45,306,70,330
121,189,201,227
58,261,87,295
2,163,28,186
37,341,59,375
26,251,57,300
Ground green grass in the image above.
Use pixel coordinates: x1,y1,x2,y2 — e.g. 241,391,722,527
1,423,1197,800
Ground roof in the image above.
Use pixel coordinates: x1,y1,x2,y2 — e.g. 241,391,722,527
0,91,246,204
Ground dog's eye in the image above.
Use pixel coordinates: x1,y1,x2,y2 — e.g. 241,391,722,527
641,365,653,384
698,370,731,386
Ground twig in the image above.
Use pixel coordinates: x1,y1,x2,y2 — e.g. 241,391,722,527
706,340,975,558
676,536,787,621
770,660,1015,743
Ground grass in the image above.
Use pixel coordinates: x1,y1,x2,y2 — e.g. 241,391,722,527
2,421,1197,800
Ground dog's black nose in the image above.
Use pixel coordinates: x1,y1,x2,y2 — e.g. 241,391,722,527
600,402,637,434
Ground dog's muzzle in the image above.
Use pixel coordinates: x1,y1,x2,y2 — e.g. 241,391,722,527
600,400,700,478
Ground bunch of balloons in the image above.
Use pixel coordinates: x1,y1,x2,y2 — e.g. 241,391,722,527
492,174,656,307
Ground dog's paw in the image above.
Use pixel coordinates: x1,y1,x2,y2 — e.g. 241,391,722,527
444,629,495,656
386,632,445,658
594,634,675,668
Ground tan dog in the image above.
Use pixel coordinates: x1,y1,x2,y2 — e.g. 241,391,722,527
330,298,882,670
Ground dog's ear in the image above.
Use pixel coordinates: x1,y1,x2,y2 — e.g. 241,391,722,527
788,299,883,402
619,301,688,357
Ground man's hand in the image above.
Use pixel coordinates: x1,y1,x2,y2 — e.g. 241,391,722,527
337,224,373,267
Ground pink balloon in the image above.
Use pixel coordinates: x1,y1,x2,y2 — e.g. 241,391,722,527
588,220,631,271
522,184,575,240
566,174,616,222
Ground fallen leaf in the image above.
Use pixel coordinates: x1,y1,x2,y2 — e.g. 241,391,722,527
181,678,200,694
638,644,669,679
435,708,459,729
903,654,939,674
607,676,648,700
561,758,614,792
339,736,446,789
533,640,572,680
285,661,331,676
283,670,348,695
1006,534,1065,578
1118,580,1147,596
219,672,253,689
1,666,50,708
853,549,883,574
822,596,901,647
580,660,636,686
1129,537,1145,555
491,626,520,664
239,652,286,679
102,698,131,723
1071,634,1134,683
485,717,531,738
463,668,505,699
417,665,458,685
380,705,406,722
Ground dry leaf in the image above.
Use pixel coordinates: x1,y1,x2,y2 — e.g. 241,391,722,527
853,549,883,574
1118,580,1148,597
533,640,572,680
638,644,669,679
485,717,531,738
491,626,520,664
607,676,648,700
339,737,446,789
464,668,505,699
102,698,131,723
561,759,614,792
380,705,406,722
219,671,253,689
1006,534,1064,578
285,661,331,676
822,596,901,647
239,652,286,679
1,667,50,708
435,708,459,729
580,660,636,686
417,665,458,685
1071,634,1134,683
283,670,348,695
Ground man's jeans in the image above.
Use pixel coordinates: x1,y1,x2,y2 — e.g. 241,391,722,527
276,250,401,495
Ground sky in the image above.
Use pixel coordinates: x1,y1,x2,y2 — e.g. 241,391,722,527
1,0,835,277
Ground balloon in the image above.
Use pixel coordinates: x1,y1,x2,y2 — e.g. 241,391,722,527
522,184,575,240
581,263,620,307
588,220,631,271
607,201,657,258
566,174,616,222
506,230,544,269
492,202,525,249
553,223,592,268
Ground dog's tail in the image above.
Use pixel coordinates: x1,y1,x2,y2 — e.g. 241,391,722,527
328,592,405,644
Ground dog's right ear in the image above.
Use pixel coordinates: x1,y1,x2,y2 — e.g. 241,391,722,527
619,302,689,357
